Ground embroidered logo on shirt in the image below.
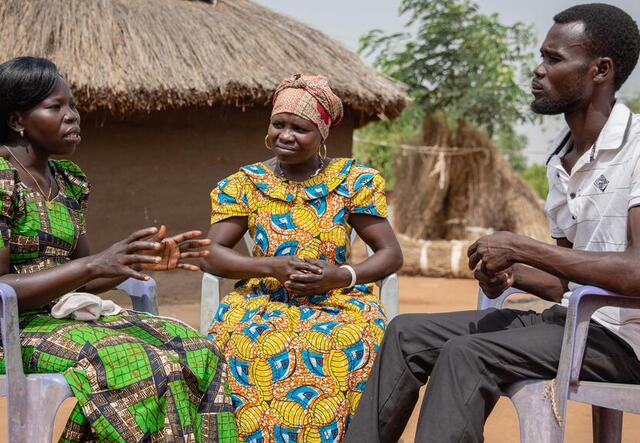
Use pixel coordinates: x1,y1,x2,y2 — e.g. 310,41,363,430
594,174,610,192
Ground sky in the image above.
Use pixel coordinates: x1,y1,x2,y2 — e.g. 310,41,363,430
254,0,640,164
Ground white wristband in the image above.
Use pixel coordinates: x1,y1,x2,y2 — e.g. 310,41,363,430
340,265,357,288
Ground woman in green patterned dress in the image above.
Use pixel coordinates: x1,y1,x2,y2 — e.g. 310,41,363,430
0,57,238,442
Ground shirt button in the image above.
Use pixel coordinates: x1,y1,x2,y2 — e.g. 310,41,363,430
572,215,576,220
556,172,560,178
570,192,576,199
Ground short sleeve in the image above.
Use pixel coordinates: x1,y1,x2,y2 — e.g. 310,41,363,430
52,160,91,235
544,187,566,240
0,159,17,248
347,169,388,218
629,155,640,210
210,172,251,224
547,212,565,240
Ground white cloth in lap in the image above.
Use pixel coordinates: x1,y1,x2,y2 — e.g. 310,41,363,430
51,292,122,321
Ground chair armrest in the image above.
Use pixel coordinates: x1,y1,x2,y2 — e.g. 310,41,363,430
477,286,524,310
201,273,223,335
553,285,640,424
560,286,638,385
116,277,159,315
0,283,25,380
363,241,400,321
0,283,29,443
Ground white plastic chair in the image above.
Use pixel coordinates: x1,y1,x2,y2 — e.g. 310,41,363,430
0,278,158,443
478,286,640,442
200,231,399,334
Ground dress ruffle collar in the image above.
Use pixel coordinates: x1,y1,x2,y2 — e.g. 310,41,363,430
240,158,358,201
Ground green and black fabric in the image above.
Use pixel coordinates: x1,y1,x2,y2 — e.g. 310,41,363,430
0,158,238,442
0,158,89,274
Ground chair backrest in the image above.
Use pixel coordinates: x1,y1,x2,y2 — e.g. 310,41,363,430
243,231,256,256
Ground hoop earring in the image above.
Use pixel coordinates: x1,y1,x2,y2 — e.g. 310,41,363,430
319,141,327,160
265,135,272,151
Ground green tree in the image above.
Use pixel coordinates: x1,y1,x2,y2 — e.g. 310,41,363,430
521,163,548,199
360,0,538,137
627,95,640,113
494,126,528,172
353,104,424,189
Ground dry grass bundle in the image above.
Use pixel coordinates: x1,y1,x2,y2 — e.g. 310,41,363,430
0,0,407,117
393,115,550,277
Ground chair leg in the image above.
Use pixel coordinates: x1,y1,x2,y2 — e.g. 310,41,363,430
506,380,564,443
592,406,622,443
21,376,73,443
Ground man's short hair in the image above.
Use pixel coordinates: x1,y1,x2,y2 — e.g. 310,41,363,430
554,3,640,90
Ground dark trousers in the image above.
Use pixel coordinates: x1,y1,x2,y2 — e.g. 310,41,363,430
344,306,640,443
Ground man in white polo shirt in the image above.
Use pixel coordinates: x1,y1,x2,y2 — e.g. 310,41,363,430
346,4,640,442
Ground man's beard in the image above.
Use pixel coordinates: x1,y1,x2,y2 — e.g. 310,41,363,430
531,96,583,115
531,76,586,115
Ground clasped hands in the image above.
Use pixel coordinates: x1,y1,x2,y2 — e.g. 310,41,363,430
467,231,521,299
270,256,352,297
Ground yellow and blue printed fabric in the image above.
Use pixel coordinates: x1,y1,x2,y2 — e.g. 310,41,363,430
208,158,387,442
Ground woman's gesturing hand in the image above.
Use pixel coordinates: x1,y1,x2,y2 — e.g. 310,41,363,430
284,258,352,297
139,225,212,271
86,227,164,280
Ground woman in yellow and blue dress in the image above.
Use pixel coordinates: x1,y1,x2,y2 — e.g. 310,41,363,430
203,74,403,442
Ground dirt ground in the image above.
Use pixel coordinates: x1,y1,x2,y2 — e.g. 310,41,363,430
1,275,639,442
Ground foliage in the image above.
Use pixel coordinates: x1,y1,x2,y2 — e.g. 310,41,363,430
360,0,538,137
627,95,640,113
353,104,424,189
521,163,548,199
494,126,528,172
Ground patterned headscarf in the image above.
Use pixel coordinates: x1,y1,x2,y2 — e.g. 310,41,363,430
271,74,344,140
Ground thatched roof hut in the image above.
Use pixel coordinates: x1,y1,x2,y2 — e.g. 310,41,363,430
0,0,406,119
0,0,407,299
0,0,407,249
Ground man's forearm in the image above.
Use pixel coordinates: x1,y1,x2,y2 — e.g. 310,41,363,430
512,263,567,303
514,236,639,296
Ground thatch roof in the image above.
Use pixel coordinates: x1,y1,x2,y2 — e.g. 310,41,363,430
0,0,407,118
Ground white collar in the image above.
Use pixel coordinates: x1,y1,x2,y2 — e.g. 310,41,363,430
546,101,633,165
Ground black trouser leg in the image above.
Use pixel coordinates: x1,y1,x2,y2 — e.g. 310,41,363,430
345,306,640,443
346,308,537,442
